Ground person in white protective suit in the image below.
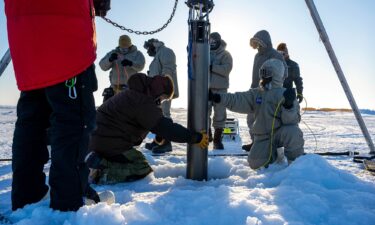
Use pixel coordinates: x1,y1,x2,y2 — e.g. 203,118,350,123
209,58,304,169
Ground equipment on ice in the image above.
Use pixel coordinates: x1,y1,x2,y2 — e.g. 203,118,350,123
222,118,240,141
186,0,214,181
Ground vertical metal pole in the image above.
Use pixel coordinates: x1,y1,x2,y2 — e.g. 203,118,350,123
305,0,375,154
0,49,11,77
186,1,214,180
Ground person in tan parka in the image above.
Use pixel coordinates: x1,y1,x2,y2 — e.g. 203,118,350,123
209,32,233,150
99,35,145,101
143,38,179,153
209,58,304,169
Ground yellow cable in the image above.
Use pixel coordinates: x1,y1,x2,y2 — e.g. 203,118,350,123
298,93,307,117
298,95,318,153
258,94,318,169
259,99,283,169
302,120,318,153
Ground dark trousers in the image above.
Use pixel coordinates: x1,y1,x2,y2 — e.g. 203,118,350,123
12,65,97,211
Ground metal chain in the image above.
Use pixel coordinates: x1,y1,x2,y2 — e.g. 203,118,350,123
101,0,179,35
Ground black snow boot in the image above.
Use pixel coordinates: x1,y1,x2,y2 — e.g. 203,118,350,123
213,128,224,150
242,143,253,152
152,140,172,154
146,135,164,150
145,141,158,150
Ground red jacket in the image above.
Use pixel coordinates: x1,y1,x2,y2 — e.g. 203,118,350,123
5,0,97,91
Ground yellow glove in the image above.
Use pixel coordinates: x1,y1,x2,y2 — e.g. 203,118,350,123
197,130,209,149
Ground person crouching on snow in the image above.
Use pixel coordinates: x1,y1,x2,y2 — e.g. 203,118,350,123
85,73,209,184
209,59,304,169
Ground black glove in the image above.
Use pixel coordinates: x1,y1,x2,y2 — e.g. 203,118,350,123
297,93,303,103
93,0,111,17
283,88,296,109
121,59,133,67
108,53,117,62
102,87,114,102
208,89,221,103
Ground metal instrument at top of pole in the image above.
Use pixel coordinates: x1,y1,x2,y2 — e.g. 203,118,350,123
0,49,11,78
186,0,214,181
186,0,214,20
305,0,375,154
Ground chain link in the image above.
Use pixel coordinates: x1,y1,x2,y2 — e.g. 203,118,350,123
101,0,179,35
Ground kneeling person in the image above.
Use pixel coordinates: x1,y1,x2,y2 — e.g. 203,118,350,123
209,59,304,169
87,73,208,184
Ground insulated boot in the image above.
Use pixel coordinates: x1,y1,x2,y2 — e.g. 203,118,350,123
275,147,285,164
208,128,213,143
85,152,104,184
242,143,253,152
145,141,158,150
85,152,102,169
85,186,115,205
213,128,224,150
152,140,172,154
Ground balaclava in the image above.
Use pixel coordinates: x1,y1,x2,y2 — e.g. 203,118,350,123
144,38,158,57
210,32,221,50
149,75,174,104
119,35,132,53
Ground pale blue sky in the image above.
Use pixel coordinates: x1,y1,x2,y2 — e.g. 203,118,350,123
1,0,374,109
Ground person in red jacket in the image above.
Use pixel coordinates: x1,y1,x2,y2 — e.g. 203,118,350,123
5,0,110,211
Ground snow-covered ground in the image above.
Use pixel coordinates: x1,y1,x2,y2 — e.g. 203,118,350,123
0,106,375,225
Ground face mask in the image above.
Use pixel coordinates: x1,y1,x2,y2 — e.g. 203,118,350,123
260,77,272,90
259,67,273,90
147,46,156,57
119,48,129,54
210,39,220,50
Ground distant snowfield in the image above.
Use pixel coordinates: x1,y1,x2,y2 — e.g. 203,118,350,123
1,106,375,225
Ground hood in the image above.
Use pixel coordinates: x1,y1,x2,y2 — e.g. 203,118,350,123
153,40,165,51
128,73,174,100
211,40,227,54
127,73,150,95
259,58,285,89
251,30,273,49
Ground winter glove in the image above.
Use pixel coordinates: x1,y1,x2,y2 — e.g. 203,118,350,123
283,88,296,109
93,0,111,17
109,53,118,62
197,130,209,149
121,59,133,67
208,89,221,103
297,93,303,103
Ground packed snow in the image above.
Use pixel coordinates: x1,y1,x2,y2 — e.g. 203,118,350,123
0,106,375,225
